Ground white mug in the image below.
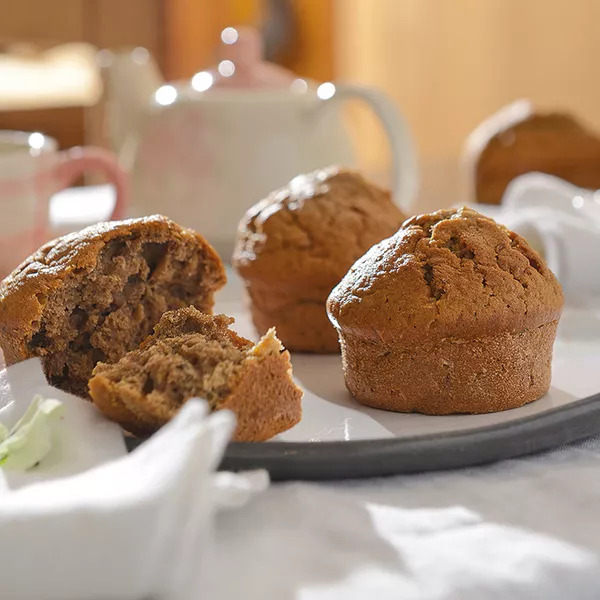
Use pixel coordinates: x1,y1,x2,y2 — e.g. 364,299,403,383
0,131,128,277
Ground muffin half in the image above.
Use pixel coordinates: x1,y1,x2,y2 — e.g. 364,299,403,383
0,216,225,397
89,307,302,441
327,207,564,414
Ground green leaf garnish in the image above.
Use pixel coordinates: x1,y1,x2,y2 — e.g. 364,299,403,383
0,395,65,471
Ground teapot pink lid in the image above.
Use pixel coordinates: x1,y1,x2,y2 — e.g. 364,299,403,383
195,26,300,91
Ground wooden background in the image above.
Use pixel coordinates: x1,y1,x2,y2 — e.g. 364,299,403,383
335,0,600,210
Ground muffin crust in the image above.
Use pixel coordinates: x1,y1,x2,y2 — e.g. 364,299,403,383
234,167,406,353
327,207,564,414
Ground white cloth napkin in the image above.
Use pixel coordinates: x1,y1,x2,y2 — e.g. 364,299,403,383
497,172,600,302
0,359,126,492
0,359,268,600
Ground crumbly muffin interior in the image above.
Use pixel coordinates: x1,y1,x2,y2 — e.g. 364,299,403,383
29,234,221,396
92,311,253,414
90,307,301,440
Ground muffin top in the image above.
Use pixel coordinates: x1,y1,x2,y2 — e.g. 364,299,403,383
465,103,600,204
476,112,600,169
0,214,224,301
327,207,563,344
233,167,406,288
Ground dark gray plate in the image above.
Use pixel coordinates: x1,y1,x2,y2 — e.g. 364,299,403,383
126,391,600,480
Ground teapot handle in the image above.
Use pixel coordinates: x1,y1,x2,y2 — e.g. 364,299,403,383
327,83,419,212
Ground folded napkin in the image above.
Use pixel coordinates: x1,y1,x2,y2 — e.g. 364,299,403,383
493,172,600,303
0,359,268,600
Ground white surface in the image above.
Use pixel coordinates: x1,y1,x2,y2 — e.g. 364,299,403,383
0,359,268,600
0,359,124,492
211,444,600,599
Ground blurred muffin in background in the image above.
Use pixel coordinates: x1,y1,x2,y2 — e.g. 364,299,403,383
463,99,600,205
233,167,406,353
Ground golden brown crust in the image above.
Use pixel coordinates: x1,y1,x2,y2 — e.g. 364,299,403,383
221,349,302,442
474,112,600,205
0,215,226,372
327,207,564,414
340,321,557,414
233,167,406,352
327,207,564,344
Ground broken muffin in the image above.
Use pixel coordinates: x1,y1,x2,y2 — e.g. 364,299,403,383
0,215,226,397
88,306,303,441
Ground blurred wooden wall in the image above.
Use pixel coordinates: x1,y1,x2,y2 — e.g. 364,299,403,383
336,0,600,211
164,0,261,80
164,0,334,81
0,0,165,68
0,0,165,149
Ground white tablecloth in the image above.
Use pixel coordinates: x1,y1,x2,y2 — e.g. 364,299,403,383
207,436,600,599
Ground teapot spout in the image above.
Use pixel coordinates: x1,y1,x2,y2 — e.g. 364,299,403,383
98,47,163,159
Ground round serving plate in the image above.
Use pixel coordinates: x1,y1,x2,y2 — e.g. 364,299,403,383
126,276,600,481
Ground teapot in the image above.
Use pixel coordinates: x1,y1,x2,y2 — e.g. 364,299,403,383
100,27,418,258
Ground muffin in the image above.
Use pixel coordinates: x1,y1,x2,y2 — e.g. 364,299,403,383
0,215,225,397
463,99,600,205
327,207,564,414
89,307,302,441
233,167,407,353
